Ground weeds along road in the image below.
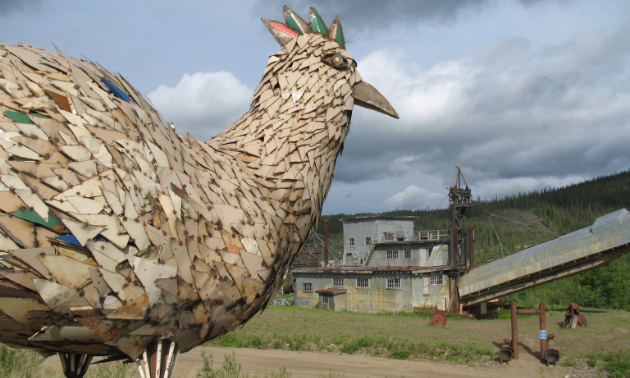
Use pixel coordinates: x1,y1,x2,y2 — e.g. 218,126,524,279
41,344,568,377
173,345,567,378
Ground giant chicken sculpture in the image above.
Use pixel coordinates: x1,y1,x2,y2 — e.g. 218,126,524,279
0,6,397,378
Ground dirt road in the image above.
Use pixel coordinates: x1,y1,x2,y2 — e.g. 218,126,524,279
172,345,566,378
42,343,569,378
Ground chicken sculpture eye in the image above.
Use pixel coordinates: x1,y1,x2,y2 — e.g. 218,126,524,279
322,53,350,69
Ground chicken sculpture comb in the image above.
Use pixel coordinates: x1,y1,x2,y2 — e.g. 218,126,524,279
0,6,397,378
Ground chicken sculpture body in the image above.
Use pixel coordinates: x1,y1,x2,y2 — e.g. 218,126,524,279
0,6,397,378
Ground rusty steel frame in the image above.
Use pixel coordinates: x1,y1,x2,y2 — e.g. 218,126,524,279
59,353,93,378
508,303,549,363
292,229,342,269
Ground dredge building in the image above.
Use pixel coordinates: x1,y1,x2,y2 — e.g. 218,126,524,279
292,215,458,312
292,169,630,316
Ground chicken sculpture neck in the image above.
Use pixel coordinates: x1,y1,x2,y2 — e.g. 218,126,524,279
0,6,397,378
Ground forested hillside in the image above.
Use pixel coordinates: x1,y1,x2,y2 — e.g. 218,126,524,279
318,170,630,310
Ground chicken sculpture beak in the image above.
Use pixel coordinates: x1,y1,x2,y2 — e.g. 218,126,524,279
353,81,399,119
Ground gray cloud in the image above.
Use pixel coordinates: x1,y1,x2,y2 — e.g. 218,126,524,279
254,0,489,31
333,22,630,191
253,0,573,33
0,0,43,14
516,0,573,6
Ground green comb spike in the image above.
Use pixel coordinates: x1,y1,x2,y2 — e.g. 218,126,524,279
286,13,305,35
310,10,328,37
335,25,345,49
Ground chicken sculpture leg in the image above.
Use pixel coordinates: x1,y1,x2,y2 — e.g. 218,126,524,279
0,6,397,378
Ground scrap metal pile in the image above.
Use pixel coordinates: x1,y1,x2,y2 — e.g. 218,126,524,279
0,6,397,378
563,302,587,328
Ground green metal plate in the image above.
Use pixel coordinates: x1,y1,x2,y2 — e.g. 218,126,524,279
3,111,48,124
12,209,61,229
3,111,33,124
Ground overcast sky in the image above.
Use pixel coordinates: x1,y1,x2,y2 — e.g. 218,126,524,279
2,0,629,215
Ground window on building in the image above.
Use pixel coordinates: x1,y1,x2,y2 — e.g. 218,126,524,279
387,250,399,259
382,232,396,241
387,277,401,289
303,283,312,292
357,278,369,288
333,278,344,287
349,237,355,247
322,295,329,304
430,275,443,286
404,250,411,259
365,237,372,246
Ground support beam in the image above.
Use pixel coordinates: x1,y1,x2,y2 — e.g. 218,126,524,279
511,303,518,359
59,353,93,378
136,340,179,378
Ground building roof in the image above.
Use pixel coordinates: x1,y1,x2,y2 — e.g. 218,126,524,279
339,215,416,222
373,240,448,247
315,288,347,295
293,266,449,274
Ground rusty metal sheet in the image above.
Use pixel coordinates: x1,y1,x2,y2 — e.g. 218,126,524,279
0,191,26,213
66,196,105,215
128,255,177,306
60,218,105,247
0,213,35,248
221,230,244,255
106,335,153,361
0,297,49,328
16,175,59,202
52,167,81,187
76,318,124,343
242,276,264,305
53,175,103,201
73,213,129,249
68,160,97,178
0,279,34,298
15,189,50,221
35,226,59,248
106,293,149,320
0,271,40,291
98,268,145,303
101,187,123,215
38,255,92,288
33,279,89,313
120,216,150,251
240,250,262,277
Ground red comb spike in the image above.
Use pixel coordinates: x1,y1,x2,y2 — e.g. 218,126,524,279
270,21,298,37
262,18,298,47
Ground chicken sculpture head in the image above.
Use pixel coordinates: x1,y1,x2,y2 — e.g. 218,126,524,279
260,6,398,120
0,6,397,378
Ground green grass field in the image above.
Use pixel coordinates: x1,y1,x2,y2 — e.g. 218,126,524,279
206,305,630,375
1,305,628,377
